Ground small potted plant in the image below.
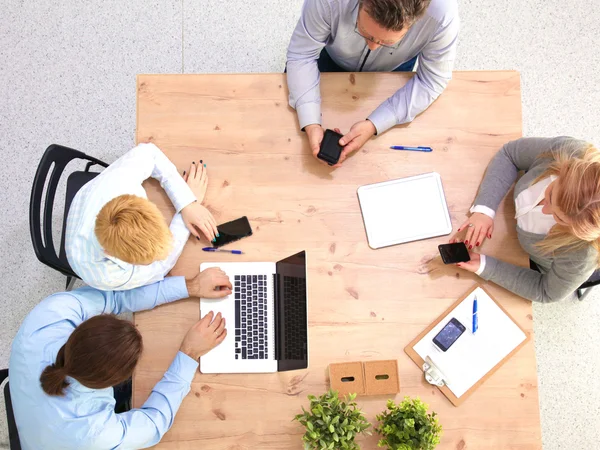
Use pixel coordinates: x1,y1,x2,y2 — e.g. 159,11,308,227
294,390,371,450
375,397,442,450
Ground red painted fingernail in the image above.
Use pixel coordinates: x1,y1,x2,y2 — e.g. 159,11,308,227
465,240,469,245
476,242,480,246
469,245,473,249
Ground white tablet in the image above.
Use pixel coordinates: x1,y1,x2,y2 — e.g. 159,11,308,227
357,172,452,249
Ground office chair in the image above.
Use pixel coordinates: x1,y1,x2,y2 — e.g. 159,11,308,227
529,259,600,301
30,144,108,290
1,369,21,450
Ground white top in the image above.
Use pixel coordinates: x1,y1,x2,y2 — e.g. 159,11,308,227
471,175,557,275
65,143,196,290
514,175,558,233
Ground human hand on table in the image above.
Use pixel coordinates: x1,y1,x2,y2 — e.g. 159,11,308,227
179,311,227,360
181,160,219,242
185,267,232,298
305,124,327,165
181,202,219,243
334,119,376,167
455,251,482,273
451,213,494,249
183,160,208,202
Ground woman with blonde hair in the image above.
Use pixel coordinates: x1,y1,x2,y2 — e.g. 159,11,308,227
453,136,600,303
66,143,218,291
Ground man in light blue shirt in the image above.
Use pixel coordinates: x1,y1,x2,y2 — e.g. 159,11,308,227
286,0,459,166
9,268,232,449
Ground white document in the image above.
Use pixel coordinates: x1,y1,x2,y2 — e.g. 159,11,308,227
357,172,452,249
413,287,527,398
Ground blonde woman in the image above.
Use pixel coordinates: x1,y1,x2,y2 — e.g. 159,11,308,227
66,143,218,291
453,137,600,303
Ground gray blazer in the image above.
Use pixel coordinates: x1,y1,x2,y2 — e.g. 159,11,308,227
474,136,598,303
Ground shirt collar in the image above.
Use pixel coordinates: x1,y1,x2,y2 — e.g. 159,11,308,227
103,253,133,270
65,376,96,393
93,234,133,270
515,175,557,218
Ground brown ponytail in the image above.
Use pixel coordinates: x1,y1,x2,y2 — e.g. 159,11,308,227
39,315,143,397
40,345,70,396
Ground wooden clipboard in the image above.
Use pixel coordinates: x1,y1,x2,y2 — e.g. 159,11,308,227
404,284,531,406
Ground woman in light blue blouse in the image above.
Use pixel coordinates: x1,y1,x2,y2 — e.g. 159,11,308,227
9,268,231,450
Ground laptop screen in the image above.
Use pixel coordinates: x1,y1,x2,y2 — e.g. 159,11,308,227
275,251,308,371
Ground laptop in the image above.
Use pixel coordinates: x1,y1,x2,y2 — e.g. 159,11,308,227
199,251,308,373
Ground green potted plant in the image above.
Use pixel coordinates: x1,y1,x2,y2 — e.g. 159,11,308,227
375,397,442,450
294,390,371,450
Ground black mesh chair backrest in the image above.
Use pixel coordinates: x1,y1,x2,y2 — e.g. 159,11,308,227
29,144,108,277
1,369,21,450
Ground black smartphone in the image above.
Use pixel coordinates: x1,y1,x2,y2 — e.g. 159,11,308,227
438,242,470,264
432,318,466,352
212,216,253,248
317,129,344,165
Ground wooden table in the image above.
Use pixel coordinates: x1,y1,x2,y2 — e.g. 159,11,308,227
135,72,541,449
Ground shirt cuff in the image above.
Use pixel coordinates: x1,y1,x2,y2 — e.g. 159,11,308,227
367,103,398,135
296,102,322,130
167,351,199,384
170,213,189,235
474,254,486,276
167,276,190,300
167,177,197,213
470,205,496,220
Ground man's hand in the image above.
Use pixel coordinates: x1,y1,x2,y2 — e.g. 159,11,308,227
336,120,376,166
305,124,326,164
456,252,482,273
181,202,219,243
179,311,227,360
186,267,232,298
183,161,208,203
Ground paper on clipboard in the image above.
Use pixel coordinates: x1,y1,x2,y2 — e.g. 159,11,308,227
413,287,527,398
357,172,452,249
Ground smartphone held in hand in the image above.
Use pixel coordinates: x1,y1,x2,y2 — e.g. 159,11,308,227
317,129,344,165
213,216,253,248
438,242,470,264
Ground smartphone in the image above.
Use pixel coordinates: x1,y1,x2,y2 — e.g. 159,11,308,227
438,242,470,264
212,216,253,248
432,318,466,352
317,129,344,165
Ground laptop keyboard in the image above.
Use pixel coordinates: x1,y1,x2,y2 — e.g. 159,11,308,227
283,276,307,360
234,274,269,360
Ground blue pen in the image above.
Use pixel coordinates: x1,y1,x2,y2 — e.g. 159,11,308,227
472,296,478,334
390,145,433,152
202,247,243,255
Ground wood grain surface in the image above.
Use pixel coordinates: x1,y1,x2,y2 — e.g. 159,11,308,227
135,72,541,449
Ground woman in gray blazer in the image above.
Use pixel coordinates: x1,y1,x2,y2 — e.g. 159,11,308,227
453,136,600,303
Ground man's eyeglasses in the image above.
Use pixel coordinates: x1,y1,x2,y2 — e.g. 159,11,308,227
354,21,402,49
